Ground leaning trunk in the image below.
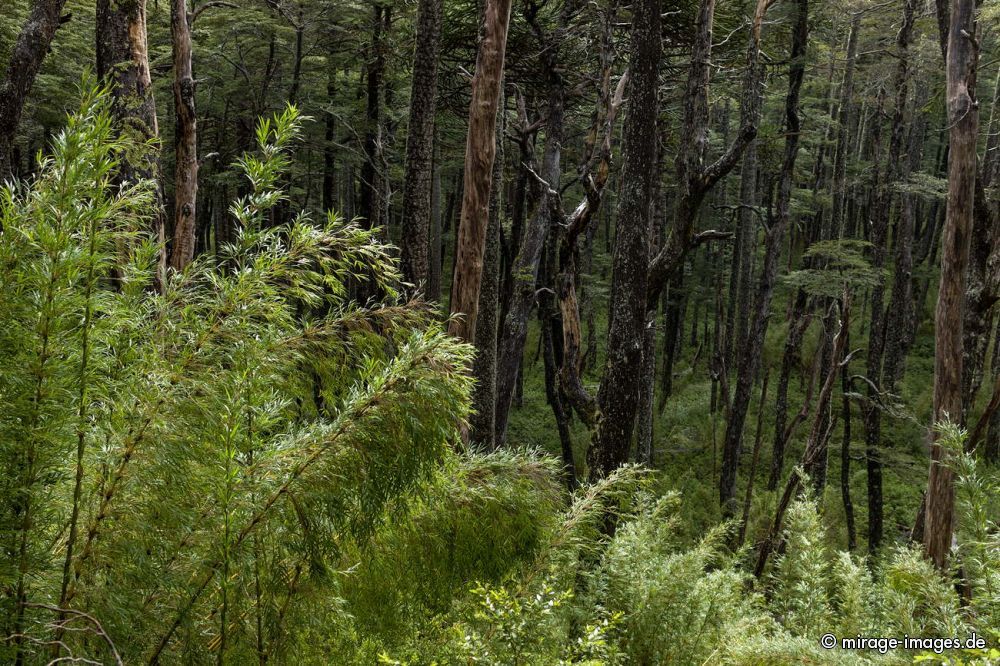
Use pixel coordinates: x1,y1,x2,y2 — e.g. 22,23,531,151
0,0,70,178
447,0,514,343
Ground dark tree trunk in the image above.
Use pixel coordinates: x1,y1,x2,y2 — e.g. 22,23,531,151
841,326,856,551
863,0,917,556
769,295,811,489
737,366,769,547
0,0,70,178
986,318,1000,462
828,13,860,240
97,0,164,280
539,240,577,489
719,0,807,514
587,0,660,477
756,296,849,579
658,271,686,404
428,155,443,300
924,0,978,571
645,0,758,309
359,5,386,233
323,71,337,212
494,73,564,445
399,0,443,290
882,110,926,390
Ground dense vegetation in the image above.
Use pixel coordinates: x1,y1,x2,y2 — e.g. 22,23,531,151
1,0,999,663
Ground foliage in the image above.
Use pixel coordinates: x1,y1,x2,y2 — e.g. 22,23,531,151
0,84,474,664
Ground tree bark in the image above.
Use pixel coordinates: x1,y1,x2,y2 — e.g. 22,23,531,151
447,0,514,343
168,0,199,271
97,0,163,281
359,4,387,233
469,97,504,449
428,155,443,300
399,0,443,290
494,66,564,445
323,70,337,212
828,13,860,241
719,0,807,513
924,0,978,572
587,0,660,477
863,0,917,555
0,0,70,179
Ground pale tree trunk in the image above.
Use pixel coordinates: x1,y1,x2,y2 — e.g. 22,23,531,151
168,0,198,271
447,0,514,343
399,0,443,290
0,0,70,179
469,96,504,449
924,0,978,571
587,0,660,477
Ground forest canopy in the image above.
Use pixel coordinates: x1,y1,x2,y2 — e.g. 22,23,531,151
0,0,999,663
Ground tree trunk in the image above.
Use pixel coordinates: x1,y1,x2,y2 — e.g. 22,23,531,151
986,318,1000,462
323,70,337,212
494,75,564,445
168,0,198,271
719,0,807,513
737,366,769,547
428,154,443,300
924,0,978,571
0,0,70,178
447,0,514,343
97,0,163,281
469,97,504,449
841,326,856,551
587,0,660,478
828,13,860,240
399,0,443,290
863,0,916,555
645,0,758,309
359,5,386,232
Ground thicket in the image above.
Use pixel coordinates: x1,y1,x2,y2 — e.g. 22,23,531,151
1,86,998,666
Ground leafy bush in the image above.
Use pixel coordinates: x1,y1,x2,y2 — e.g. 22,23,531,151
0,83,474,665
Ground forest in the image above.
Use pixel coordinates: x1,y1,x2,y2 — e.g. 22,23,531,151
0,0,999,662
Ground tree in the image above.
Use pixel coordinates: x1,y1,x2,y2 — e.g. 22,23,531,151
720,0,808,515
358,4,389,238
447,0,514,343
861,0,917,555
0,0,70,179
586,0,659,478
167,0,198,271
399,0,443,291
924,0,978,571
96,0,163,279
